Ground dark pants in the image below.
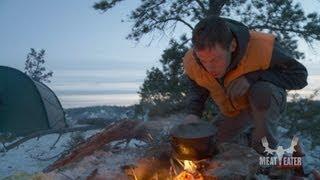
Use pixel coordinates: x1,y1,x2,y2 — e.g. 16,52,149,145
212,81,287,154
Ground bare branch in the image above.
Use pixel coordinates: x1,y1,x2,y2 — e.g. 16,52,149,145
50,133,63,150
1,125,104,153
249,25,306,35
42,119,148,173
194,0,207,13
159,17,194,30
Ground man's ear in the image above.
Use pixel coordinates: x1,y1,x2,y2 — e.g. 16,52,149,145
230,38,237,52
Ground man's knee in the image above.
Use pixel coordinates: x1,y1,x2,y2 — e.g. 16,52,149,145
248,81,273,111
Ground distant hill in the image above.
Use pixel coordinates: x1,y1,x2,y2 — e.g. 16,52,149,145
65,105,136,126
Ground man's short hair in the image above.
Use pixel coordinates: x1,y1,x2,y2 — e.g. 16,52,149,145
192,16,233,50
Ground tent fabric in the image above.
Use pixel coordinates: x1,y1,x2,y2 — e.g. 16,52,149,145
0,66,66,136
34,81,66,129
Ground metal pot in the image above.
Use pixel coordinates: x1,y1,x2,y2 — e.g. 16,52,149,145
170,121,217,161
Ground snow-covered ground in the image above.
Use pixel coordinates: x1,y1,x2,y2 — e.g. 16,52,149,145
0,129,103,179
0,106,137,179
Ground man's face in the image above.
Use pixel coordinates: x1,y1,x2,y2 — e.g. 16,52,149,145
194,41,235,78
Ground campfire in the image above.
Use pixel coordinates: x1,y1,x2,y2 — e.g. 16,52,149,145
122,158,205,180
40,119,301,179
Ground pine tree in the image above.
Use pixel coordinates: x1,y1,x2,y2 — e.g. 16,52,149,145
24,48,53,83
137,37,189,116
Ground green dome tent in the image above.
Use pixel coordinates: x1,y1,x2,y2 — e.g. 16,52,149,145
0,66,67,136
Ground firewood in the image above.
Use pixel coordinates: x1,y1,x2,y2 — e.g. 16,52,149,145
43,119,145,173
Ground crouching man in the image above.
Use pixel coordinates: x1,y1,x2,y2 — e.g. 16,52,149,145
182,16,308,155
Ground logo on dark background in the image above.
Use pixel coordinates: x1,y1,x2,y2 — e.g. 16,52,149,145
259,136,302,167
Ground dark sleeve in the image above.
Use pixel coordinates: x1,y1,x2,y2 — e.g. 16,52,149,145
245,41,308,90
185,76,209,118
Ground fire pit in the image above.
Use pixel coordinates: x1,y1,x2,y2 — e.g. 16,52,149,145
122,121,260,180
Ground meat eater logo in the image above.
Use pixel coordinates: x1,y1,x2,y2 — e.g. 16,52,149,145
259,136,302,167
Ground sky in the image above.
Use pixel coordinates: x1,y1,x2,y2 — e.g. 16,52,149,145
0,0,320,108
0,0,171,70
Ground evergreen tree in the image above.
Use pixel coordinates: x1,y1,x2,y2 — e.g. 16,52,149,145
24,48,53,83
137,37,189,116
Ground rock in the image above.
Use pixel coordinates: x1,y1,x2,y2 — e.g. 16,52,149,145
204,143,260,179
302,154,320,175
277,126,289,137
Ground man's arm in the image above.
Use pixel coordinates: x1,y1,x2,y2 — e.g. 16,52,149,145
185,76,209,118
245,41,308,90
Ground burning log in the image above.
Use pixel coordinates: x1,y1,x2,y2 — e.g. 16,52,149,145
43,119,148,173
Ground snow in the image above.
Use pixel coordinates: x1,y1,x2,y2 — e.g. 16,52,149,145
0,110,179,179
47,148,142,179
110,139,147,149
0,129,102,179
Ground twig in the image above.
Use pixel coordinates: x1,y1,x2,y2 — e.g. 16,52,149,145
30,153,62,161
131,167,138,180
1,143,7,152
170,158,178,175
113,139,128,147
1,125,103,153
50,133,63,150
58,171,74,180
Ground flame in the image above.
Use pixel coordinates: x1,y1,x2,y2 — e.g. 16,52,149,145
183,160,197,174
173,160,204,180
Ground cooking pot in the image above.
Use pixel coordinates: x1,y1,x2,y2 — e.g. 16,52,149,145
170,121,217,160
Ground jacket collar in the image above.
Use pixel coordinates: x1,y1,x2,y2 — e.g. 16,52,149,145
223,18,250,72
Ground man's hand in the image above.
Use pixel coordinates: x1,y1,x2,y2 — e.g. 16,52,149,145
183,114,200,124
226,76,250,102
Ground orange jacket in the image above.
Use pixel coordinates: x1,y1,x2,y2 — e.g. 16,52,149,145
183,31,275,117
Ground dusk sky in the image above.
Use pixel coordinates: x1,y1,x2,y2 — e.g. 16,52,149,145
1,0,319,108
0,0,171,70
